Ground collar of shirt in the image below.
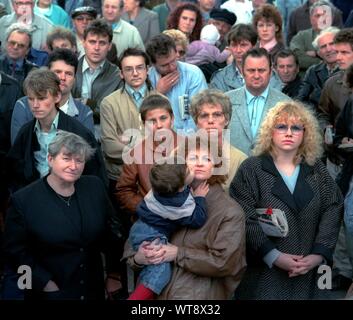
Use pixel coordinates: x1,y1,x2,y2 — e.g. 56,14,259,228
259,38,278,52
34,111,60,133
233,63,244,85
0,72,2,84
8,58,24,70
82,56,105,74
245,85,270,104
125,83,147,109
59,98,70,115
112,19,122,32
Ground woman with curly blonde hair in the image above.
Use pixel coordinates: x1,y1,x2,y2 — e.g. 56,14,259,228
230,100,343,299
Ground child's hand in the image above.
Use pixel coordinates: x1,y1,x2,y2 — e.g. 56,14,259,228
192,181,209,197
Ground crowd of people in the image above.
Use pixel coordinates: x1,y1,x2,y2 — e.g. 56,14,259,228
0,0,353,301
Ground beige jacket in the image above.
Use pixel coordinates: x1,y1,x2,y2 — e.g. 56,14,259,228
100,88,155,180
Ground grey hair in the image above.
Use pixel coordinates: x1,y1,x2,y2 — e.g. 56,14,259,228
6,23,32,49
312,26,340,50
48,131,95,161
310,0,332,16
190,89,232,129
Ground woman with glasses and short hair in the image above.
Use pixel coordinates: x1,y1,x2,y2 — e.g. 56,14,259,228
230,100,343,299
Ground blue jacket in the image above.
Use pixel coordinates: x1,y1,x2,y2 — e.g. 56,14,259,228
11,95,94,145
137,188,207,238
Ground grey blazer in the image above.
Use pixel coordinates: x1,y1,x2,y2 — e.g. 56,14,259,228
226,87,291,155
122,7,160,44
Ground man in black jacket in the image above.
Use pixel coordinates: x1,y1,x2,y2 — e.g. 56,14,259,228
274,49,302,98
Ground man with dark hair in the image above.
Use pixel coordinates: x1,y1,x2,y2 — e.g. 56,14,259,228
226,48,291,155
0,25,37,88
11,48,95,143
274,49,302,98
210,23,281,92
146,34,207,135
72,18,121,139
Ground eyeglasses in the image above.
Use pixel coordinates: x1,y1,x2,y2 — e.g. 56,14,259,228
8,40,27,49
198,112,224,121
14,1,33,5
274,123,305,135
122,65,146,75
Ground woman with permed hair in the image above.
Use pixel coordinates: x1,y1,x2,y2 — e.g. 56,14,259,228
253,4,284,62
166,2,203,42
230,100,343,299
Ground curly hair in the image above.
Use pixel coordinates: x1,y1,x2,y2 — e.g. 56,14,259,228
167,2,203,42
253,101,323,166
253,4,283,44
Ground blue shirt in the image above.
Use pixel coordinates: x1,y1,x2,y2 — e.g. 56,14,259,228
81,57,105,99
34,112,59,177
148,61,208,135
125,83,147,109
278,165,300,194
245,86,270,138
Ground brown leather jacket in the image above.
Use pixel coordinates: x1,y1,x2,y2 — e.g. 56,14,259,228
115,131,179,217
125,184,247,300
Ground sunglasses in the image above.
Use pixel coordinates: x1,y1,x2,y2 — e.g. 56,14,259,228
274,123,304,134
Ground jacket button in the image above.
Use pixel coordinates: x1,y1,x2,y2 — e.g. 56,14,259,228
80,296,84,300
80,248,84,252
80,280,84,284
80,264,84,268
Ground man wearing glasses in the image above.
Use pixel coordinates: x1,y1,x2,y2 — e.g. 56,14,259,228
0,25,37,89
0,0,53,51
71,6,97,58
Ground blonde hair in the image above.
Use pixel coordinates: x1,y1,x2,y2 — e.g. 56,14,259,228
253,101,323,165
163,29,189,51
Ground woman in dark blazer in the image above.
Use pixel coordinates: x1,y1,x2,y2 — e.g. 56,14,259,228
3,131,124,300
230,101,343,299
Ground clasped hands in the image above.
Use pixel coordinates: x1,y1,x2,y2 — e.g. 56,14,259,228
134,239,178,266
274,253,324,277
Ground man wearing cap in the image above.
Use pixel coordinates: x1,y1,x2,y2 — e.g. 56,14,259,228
208,8,236,51
0,0,53,51
102,0,144,58
71,6,97,58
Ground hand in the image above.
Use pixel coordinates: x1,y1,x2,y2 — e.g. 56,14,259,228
288,254,324,277
156,71,179,94
192,181,209,197
160,243,178,262
134,240,166,265
273,253,303,272
342,137,353,145
43,280,59,292
226,54,234,65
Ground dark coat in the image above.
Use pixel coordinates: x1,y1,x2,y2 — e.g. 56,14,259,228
282,75,302,98
318,71,352,127
229,155,343,299
3,176,124,300
0,72,21,203
72,57,122,124
296,62,336,108
0,54,38,89
287,1,343,45
334,96,353,195
6,110,108,191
